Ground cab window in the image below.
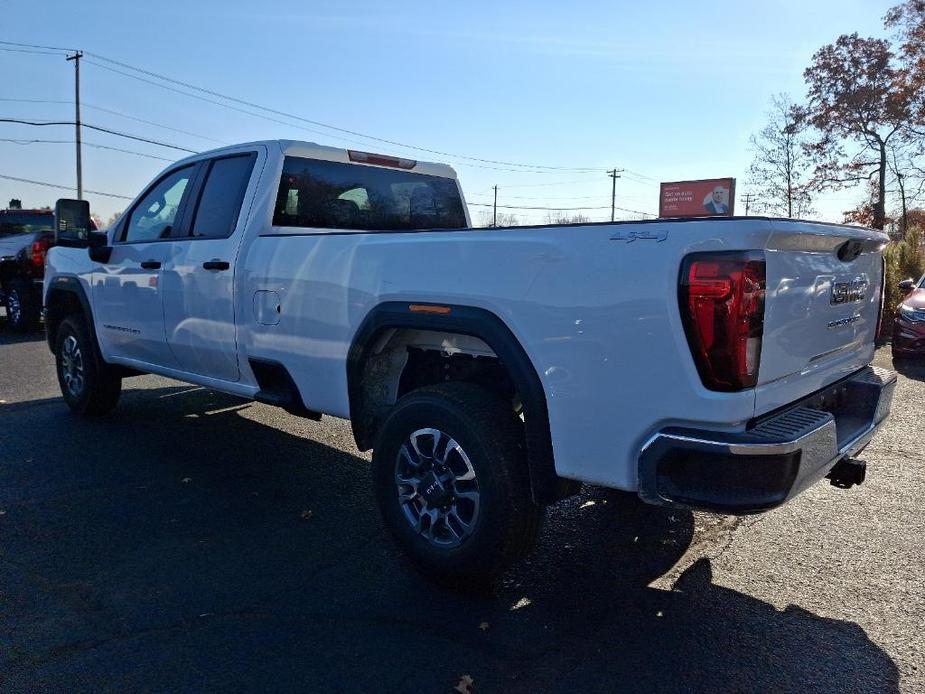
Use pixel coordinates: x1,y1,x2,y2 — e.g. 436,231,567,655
189,154,256,239
272,157,466,231
122,166,194,243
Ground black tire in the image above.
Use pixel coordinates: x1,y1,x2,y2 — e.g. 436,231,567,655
55,315,122,415
5,280,40,332
373,382,542,589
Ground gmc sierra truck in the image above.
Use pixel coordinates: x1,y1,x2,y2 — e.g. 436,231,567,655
43,140,896,587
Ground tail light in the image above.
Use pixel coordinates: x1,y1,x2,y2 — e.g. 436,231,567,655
679,251,766,391
31,237,50,271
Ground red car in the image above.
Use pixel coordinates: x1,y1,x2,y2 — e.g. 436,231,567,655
892,275,925,359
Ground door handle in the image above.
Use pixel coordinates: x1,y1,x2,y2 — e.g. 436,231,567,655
140,260,161,269
202,260,230,271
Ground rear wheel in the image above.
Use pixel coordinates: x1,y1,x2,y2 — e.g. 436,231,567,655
373,383,542,589
5,280,40,332
55,315,122,415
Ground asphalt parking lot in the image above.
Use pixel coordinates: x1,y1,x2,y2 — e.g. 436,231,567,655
1,323,923,693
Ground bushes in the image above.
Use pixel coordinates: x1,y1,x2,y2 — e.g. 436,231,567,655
882,225,924,336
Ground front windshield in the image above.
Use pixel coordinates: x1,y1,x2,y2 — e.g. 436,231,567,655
0,211,54,238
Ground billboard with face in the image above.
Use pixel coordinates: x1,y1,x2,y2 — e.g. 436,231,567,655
659,178,736,218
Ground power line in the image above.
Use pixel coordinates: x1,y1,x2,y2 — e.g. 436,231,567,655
0,47,63,57
0,173,132,199
0,40,74,53
81,59,602,176
623,170,658,183
0,138,72,143
82,59,365,145
3,39,660,183
468,201,655,216
0,137,173,161
469,202,612,211
0,97,229,145
484,177,606,189
471,193,613,201
83,102,229,145
82,50,605,173
0,98,70,104
83,60,600,175
0,118,196,153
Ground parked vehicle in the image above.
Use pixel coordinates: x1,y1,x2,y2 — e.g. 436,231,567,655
0,208,55,331
892,275,925,359
43,140,897,587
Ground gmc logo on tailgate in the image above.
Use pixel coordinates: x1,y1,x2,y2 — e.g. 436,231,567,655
830,277,868,305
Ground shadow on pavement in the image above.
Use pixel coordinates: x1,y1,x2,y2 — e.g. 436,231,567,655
0,386,899,692
892,355,925,381
0,325,46,344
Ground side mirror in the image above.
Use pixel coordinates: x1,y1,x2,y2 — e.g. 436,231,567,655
87,231,112,264
898,279,916,294
54,198,92,248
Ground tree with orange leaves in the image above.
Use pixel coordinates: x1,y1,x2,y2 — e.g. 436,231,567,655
802,32,917,230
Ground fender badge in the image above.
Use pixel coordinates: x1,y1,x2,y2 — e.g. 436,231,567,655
609,229,669,243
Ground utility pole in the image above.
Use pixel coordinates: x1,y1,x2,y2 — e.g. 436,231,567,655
743,193,754,215
492,185,498,227
607,169,623,222
66,51,83,200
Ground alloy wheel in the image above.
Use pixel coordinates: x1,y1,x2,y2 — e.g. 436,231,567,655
60,335,85,396
395,428,480,548
7,290,21,324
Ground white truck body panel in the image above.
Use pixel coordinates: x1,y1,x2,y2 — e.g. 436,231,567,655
45,140,889,493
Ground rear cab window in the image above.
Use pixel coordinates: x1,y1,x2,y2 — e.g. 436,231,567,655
272,157,467,231
190,153,257,239
0,211,55,237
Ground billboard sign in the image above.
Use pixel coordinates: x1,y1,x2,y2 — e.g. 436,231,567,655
659,178,736,218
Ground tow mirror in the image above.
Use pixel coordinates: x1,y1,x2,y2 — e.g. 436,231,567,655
54,198,92,248
898,278,916,294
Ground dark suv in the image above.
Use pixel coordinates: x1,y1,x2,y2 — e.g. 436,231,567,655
0,209,58,331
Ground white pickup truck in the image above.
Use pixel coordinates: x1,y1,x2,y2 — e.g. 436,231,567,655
44,140,896,587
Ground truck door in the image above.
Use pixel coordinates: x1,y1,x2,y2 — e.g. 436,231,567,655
92,164,196,367
161,151,259,382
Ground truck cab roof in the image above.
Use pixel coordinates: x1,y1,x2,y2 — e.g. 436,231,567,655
173,139,460,181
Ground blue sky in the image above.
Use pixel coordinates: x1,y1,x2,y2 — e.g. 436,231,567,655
0,0,897,225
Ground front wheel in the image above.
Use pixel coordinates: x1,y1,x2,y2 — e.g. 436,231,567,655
373,383,542,589
55,315,122,415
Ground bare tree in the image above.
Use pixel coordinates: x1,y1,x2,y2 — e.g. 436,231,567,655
543,211,592,225
747,94,815,218
477,210,519,227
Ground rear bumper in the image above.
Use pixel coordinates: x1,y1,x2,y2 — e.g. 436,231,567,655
638,365,896,514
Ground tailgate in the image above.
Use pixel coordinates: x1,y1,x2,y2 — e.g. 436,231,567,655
755,220,887,415
0,231,40,259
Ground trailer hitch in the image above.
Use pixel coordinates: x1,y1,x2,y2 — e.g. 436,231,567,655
826,458,867,489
